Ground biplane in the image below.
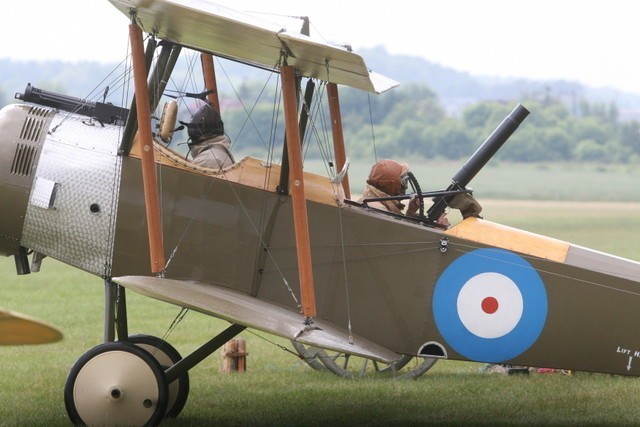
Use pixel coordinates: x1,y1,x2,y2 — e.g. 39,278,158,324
2,0,640,425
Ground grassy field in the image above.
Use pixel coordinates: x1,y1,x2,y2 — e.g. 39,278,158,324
2,185,640,424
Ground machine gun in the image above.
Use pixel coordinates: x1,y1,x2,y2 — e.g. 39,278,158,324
15,83,129,126
427,104,530,222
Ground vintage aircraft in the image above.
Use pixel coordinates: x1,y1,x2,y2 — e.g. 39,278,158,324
2,0,640,424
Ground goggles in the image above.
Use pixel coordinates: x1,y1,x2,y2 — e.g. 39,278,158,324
400,172,410,194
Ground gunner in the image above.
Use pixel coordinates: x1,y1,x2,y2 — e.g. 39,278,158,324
359,159,450,227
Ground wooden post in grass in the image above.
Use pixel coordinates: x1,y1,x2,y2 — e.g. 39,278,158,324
221,339,248,372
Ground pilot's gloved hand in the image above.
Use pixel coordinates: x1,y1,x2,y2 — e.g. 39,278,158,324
450,193,483,219
406,196,420,217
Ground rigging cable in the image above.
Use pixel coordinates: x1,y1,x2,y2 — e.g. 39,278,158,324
160,55,302,309
245,329,302,359
302,65,354,339
367,92,378,163
333,181,353,343
214,56,302,307
215,56,279,154
156,307,190,354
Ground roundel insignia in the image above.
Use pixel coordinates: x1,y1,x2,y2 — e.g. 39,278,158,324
432,248,547,362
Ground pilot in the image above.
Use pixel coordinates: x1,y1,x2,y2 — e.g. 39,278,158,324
183,103,234,169
359,159,450,227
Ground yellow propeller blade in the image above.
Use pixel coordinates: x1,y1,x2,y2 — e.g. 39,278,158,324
0,309,62,345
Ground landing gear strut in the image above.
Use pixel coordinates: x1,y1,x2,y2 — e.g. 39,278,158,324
63,278,245,425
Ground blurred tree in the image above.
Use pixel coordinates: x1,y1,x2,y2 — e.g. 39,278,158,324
574,139,608,162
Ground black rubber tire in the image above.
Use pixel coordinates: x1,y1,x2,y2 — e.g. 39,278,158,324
128,334,190,418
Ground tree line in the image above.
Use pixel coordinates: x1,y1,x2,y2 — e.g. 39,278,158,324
220,81,640,164
3,66,638,165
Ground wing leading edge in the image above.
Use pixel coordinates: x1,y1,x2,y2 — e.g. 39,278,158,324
113,275,401,363
108,0,398,94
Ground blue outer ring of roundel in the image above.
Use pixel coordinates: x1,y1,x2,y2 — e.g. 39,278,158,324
432,248,547,363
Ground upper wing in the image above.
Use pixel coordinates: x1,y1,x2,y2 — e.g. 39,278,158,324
113,275,401,363
0,309,62,345
108,0,398,94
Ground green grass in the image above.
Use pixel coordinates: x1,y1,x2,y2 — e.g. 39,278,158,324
2,199,640,425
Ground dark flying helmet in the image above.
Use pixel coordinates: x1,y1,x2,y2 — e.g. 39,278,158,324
181,103,225,145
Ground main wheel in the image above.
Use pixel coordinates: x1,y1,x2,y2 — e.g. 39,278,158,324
291,341,438,379
128,334,189,418
64,342,169,426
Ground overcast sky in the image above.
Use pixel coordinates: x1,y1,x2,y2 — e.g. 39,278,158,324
4,0,640,94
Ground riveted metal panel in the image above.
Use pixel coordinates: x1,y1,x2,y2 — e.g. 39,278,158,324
21,112,122,276
0,104,54,255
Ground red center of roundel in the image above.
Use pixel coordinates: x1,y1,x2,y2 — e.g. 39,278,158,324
481,297,499,314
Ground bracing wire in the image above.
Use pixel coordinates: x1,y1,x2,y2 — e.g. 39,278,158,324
303,82,336,178
48,57,132,134
157,307,190,350
160,53,302,308
334,183,353,342
215,57,280,154
367,92,378,163
298,71,354,337
246,329,301,358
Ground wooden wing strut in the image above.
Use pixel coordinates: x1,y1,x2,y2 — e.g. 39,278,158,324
327,83,350,198
201,53,221,111
280,65,316,318
129,23,165,273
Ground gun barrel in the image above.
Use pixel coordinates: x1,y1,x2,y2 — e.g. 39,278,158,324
427,103,529,221
453,103,529,187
